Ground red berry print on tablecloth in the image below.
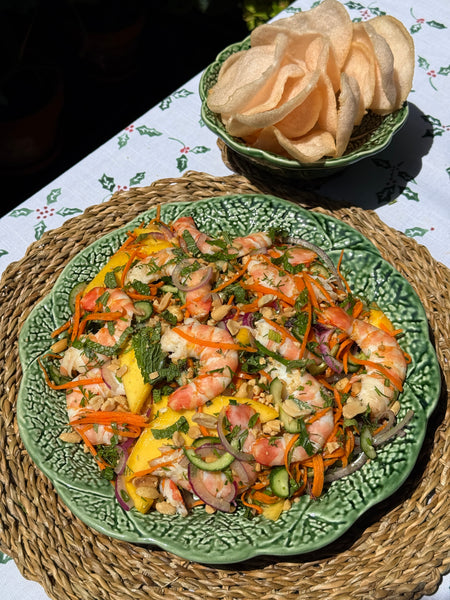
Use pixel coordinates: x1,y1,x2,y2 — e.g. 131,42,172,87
117,123,162,149
168,137,210,172
409,8,447,34
7,187,82,240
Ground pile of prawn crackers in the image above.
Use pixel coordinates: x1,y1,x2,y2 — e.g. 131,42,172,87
207,0,414,163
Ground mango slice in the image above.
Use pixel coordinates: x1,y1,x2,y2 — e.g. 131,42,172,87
120,345,152,414
125,394,279,513
84,228,172,294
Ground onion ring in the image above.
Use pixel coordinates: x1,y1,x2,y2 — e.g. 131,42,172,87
171,260,213,292
286,236,344,290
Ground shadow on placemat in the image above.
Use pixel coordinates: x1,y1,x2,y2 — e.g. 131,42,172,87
0,171,449,600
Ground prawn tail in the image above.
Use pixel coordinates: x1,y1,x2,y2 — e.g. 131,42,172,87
321,306,352,332
167,384,206,411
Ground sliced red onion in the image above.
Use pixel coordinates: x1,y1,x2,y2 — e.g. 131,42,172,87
231,459,255,489
217,408,253,462
171,260,213,292
114,439,134,475
115,473,134,511
313,323,334,344
157,222,175,241
187,464,237,512
318,343,343,373
241,312,255,328
374,409,414,446
286,236,344,290
101,363,125,396
324,452,368,483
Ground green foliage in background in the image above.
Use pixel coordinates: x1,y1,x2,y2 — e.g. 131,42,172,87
241,0,291,29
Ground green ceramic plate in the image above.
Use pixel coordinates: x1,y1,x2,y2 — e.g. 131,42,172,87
199,37,409,179
18,195,440,564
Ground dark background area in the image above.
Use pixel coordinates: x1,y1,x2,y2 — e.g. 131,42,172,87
0,0,258,217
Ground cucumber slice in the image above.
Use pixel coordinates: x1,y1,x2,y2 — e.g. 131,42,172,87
184,447,235,471
270,378,304,433
192,436,221,448
134,301,153,322
270,466,290,498
68,281,87,312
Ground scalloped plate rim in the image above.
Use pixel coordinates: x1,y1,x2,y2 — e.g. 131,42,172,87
17,195,441,564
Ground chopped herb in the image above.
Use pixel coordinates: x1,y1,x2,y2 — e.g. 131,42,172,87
152,416,189,439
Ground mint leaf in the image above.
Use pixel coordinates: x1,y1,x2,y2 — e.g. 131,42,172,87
151,416,189,440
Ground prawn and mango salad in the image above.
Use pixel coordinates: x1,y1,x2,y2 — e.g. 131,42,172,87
41,211,413,520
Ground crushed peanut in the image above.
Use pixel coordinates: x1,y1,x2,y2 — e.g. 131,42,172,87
155,501,177,516
59,431,82,444
50,338,68,353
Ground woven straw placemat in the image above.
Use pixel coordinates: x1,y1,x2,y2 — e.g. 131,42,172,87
0,171,448,600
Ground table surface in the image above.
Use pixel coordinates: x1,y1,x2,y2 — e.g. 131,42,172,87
1,1,449,599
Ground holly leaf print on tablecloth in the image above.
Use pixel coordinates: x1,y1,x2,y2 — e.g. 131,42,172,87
159,88,193,111
56,207,83,217
170,138,211,173
129,172,146,186
9,207,34,217
410,9,447,34
0,551,12,564
418,56,450,90
136,125,162,138
405,227,428,237
99,174,115,192
422,115,450,138
47,188,61,204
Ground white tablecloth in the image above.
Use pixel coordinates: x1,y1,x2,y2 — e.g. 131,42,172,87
1,1,449,598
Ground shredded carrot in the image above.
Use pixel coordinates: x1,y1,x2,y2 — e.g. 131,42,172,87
120,248,138,287
241,281,295,306
171,326,257,352
349,355,403,391
38,357,104,390
298,301,312,359
337,249,351,293
51,320,71,338
69,410,148,427
211,264,247,293
303,272,335,305
70,290,84,341
131,459,176,479
79,309,124,325
240,490,263,514
263,316,298,343
252,491,280,504
310,453,325,498
76,426,107,470
302,274,319,309
305,406,332,425
284,433,300,478
352,299,364,319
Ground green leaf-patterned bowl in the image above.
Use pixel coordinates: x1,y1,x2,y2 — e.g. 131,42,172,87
17,195,440,564
199,37,409,180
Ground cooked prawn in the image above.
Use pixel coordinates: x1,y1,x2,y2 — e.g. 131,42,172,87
321,306,407,419
159,478,188,516
171,216,217,255
250,412,334,467
245,255,300,301
270,246,317,266
160,319,238,410
231,231,273,257
60,287,135,377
